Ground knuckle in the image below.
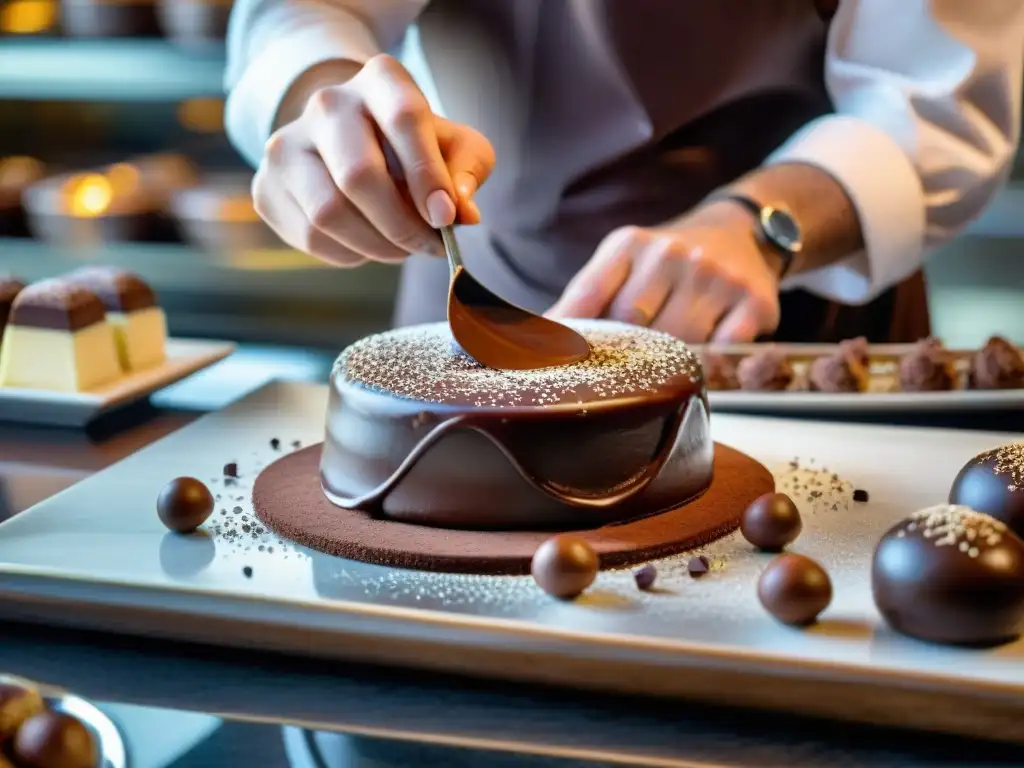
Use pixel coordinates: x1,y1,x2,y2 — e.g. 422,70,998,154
263,131,289,164
334,159,378,197
382,99,429,134
362,53,401,79
307,194,347,230
307,86,344,115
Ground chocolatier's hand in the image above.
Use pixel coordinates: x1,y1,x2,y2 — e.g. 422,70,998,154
547,201,782,343
252,54,495,267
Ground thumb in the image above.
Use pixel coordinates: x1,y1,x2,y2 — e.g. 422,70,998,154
437,116,495,225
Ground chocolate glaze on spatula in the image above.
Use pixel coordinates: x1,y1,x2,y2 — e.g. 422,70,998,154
440,226,590,370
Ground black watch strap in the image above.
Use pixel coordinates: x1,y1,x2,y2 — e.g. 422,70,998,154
718,193,799,279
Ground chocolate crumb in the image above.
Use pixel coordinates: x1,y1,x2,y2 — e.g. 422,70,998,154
232,506,243,514
853,489,869,503
687,555,710,577
270,438,281,450
223,462,239,478
633,563,657,590
243,566,253,578
291,440,302,449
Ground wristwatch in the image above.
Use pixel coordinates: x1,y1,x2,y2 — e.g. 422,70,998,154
722,194,803,279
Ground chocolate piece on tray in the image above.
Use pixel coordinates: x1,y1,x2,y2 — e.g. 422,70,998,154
968,335,1024,390
898,337,957,392
948,443,1024,539
808,338,870,393
0,279,122,392
736,346,793,391
757,553,832,626
65,266,167,371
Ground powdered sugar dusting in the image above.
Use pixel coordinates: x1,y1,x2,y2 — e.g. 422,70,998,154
896,504,1006,558
335,320,703,408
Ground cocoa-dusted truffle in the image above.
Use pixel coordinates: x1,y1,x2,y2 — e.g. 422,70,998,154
701,352,739,391
740,492,802,551
757,553,832,626
12,711,98,768
948,443,1024,539
736,346,793,391
808,337,870,393
968,335,1024,390
157,477,214,534
898,337,957,392
531,535,599,599
0,682,44,741
872,505,1024,646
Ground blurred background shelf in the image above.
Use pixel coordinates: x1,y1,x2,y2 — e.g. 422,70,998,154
0,39,226,101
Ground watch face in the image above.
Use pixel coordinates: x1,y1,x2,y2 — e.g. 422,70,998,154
762,207,802,253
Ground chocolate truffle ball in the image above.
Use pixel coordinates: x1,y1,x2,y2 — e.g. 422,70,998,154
757,553,832,626
899,337,957,392
0,683,44,741
872,505,1024,646
948,443,1024,539
531,535,599,599
736,346,794,391
740,492,802,551
808,338,870,393
157,476,214,534
968,335,1024,390
701,352,739,391
12,712,98,768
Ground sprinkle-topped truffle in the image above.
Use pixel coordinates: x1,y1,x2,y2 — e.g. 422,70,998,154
335,320,703,409
949,443,1024,538
872,504,1024,645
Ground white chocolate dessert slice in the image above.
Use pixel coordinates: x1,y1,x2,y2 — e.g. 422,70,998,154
0,279,122,392
65,267,167,371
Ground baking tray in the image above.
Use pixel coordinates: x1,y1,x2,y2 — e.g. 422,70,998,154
0,338,234,427
697,342,1024,414
0,382,1021,743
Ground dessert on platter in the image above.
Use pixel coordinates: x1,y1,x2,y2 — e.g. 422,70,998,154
0,156,45,237
0,279,121,392
66,266,168,371
319,320,714,529
0,277,26,343
698,335,1024,413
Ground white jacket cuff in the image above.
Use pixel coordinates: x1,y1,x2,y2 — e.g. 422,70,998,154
766,114,926,305
225,23,381,168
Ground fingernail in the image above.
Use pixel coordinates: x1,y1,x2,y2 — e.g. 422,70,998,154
425,190,456,228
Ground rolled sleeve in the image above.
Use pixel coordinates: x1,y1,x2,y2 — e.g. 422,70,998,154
766,0,1024,305
767,114,926,304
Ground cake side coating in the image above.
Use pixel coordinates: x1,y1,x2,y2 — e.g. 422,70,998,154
322,320,713,529
335,320,704,410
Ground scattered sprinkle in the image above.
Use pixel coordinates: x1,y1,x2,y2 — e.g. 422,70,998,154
336,321,702,409
270,438,281,450
223,462,239,479
852,489,869,503
687,555,710,577
242,566,253,578
633,564,658,590
989,442,1024,492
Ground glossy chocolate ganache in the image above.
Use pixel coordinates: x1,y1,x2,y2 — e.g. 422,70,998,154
320,319,713,529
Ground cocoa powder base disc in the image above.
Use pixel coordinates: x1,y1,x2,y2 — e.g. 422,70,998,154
252,443,774,575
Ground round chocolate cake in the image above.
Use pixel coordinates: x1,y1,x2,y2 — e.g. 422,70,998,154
320,320,713,529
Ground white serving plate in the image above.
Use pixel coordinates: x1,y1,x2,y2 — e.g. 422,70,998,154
0,382,1021,743
698,342,1024,414
0,338,234,427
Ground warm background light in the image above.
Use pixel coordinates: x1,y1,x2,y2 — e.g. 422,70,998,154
66,173,114,218
0,0,56,34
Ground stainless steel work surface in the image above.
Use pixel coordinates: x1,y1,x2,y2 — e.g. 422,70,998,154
0,381,1021,743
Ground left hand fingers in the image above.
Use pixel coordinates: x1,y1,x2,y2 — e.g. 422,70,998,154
546,226,641,318
710,293,780,343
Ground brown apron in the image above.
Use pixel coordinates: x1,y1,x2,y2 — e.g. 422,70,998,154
397,0,930,343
